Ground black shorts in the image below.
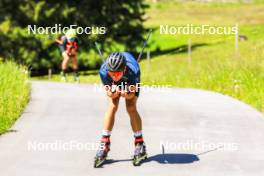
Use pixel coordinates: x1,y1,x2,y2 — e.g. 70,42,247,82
59,44,65,53
135,87,140,97
117,84,140,97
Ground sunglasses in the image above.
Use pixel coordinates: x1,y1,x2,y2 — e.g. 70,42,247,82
108,71,123,78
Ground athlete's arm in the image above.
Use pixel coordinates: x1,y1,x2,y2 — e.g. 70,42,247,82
105,85,120,99
120,69,140,99
100,69,120,99
120,85,136,100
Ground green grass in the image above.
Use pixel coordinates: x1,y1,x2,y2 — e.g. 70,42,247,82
140,1,264,112
140,38,264,111
144,1,264,26
0,62,30,134
35,1,264,112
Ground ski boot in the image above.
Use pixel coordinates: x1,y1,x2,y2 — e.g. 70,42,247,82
132,142,147,166
94,137,110,168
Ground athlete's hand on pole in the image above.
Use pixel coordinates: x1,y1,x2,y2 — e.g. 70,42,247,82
120,85,136,99
105,85,120,99
107,91,120,99
121,91,135,100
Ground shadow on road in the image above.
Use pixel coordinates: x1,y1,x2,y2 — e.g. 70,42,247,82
144,153,200,164
104,158,132,164
94,158,132,168
137,43,209,62
97,153,199,167
0,129,18,136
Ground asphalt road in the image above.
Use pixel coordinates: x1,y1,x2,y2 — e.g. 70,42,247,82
0,81,264,176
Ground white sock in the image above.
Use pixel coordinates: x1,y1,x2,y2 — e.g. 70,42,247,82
102,130,111,137
134,131,143,138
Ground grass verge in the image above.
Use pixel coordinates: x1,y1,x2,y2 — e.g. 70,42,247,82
0,62,30,134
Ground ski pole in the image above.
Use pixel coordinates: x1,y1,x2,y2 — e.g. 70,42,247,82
137,29,152,62
95,42,105,62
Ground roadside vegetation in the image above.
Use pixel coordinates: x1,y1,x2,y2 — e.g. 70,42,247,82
36,1,264,112
0,62,30,134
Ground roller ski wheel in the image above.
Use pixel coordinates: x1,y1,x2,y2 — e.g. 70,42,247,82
133,153,147,166
94,148,109,168
132,143,147,166
73,72,80,83
94,155,107,168
73,76,80,83
61,76,67,82
94,137,110,168
60,72,67,82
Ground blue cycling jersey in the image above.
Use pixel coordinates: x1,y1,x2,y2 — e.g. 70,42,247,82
99,52,140,86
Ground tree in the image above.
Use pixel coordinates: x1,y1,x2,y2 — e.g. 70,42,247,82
0,0,148,74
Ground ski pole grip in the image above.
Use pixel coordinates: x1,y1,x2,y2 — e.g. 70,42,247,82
111,85,117,93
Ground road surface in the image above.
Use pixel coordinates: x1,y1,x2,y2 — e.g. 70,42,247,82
0,81,264,176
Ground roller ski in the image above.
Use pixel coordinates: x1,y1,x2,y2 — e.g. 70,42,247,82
60,71,67,82
73,71,80,83
132,139,147,166
73,75,80,83
94,137,110,168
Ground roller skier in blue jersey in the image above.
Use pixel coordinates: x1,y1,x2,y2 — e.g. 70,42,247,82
94,52,147,167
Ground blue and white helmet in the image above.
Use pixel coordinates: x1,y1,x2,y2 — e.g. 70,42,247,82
106,52,127,72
